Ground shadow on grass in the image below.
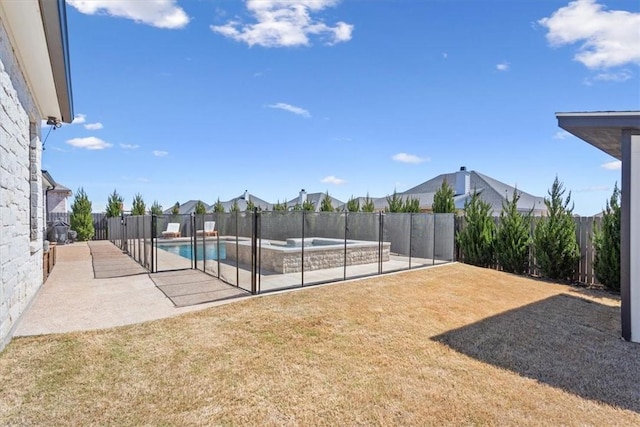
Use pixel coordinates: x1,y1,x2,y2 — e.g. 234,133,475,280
432,294,640,413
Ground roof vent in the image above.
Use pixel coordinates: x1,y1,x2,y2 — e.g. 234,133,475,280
460,166,467,171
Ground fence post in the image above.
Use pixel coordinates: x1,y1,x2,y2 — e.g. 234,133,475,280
251,208,258,295
151,215,156,273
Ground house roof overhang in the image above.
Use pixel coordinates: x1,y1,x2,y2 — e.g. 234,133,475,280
0,0,73,123
556,111,640,160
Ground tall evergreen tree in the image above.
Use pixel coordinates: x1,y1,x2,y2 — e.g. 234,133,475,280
212,199,225,213
385,191,404,213
230,200,240,213
320,192,334,212
70,187,94,241
533,176,580,280
456,191,496,267
246,199,256,212
194,200,206,215
105,189,123,218
131,193,146,216
362,193,375,213
346,196,360,212
593,183,621,291
149,200,163,215
432,180,456,213
495,190,532,274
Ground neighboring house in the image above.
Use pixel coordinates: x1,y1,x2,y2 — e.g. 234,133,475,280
163,199,212,215
215,191,272,212
0,1,74,350
397,166,547,216
286,189,344,212
42,170,72,220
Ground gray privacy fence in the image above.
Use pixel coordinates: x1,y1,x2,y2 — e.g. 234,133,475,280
108,212,456,294
455,215,602,285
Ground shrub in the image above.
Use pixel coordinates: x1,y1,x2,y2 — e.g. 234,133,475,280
230,200,240,213
495,190,531,274
246,199,256,212
70,187,94,241
105,189,123,218
131,193,146,216
171,202,180,216
432,180,456,213
302,200,315,211
533,176,580,280
593,184,621,291
403,197,420,213
272,200,288,211
456,191,495,267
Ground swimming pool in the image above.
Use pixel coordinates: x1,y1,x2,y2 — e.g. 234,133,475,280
157,242,226,260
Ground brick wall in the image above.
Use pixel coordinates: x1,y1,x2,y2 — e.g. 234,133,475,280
0,19,45,351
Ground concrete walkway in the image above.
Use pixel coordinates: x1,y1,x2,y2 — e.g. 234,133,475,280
15,242,246,337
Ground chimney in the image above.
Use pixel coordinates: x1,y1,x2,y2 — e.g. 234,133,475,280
455,166,470,196
299,189,307,205
243,190,249,203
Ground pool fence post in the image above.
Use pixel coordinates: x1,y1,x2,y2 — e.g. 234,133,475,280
151,214,156,273
251,207,258,294
378,212,384,275
409,213,413,269
191,213,196,270
301,210,305,286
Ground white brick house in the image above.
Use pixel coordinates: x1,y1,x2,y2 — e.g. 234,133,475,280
0,1,73,350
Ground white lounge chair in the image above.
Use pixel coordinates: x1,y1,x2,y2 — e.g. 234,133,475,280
196,221,217,237
161,222,181,238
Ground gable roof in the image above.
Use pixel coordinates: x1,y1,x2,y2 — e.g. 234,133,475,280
286,192,345,212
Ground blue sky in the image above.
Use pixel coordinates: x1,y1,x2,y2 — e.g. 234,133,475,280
43,0,639,215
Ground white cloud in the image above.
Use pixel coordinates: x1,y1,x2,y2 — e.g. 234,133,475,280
553,130,571,139
321,175,346,185
211,0,353,47
153,150,169,157
120,143,140,150
66,136,112,150
601,160,621,170
539,0,640,69
268,102,311,118
72,113,86,124
68,0,189,29
392,153,429,164
84,122,103,130
442,52,448,59
584,69,633,86
496,61,510,71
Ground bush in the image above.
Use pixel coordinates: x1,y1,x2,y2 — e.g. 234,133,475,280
593,184,621,291
362,194,375,213
495,190,531,274
70,187,94,241
346,196,360,212
385,191,404,213
149,200,163,215
533,177,580,280
403,197,420,213
194,200,206,215
320,192,334,212
212,199,225,213
456,191,495,267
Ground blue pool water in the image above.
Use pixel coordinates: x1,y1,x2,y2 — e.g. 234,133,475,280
158,243,226,260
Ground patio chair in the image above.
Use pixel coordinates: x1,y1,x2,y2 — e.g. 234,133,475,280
161,222,181,238
196,221,217,237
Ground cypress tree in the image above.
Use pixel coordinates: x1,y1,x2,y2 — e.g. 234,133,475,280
495,190,532,274
403,196,420,213
70,187,94,241
194,200,206,215
456,191,496,267
171,202,180,215
105,189,123,217
432,180,456,213
131,193,146,216
212,199,225,213
320,192,334,212
593,184,621,291
533,176,580,280
362,194,375,213
149,200,163,215
346,196,360,212
385,191,404,213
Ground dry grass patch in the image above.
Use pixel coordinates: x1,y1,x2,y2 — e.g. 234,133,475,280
1,263,639,425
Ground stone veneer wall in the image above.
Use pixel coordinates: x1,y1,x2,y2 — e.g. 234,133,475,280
0,19,44,351
226,239,391,274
